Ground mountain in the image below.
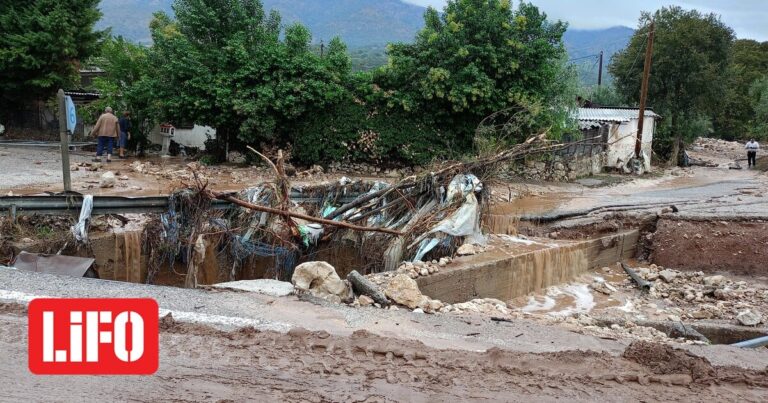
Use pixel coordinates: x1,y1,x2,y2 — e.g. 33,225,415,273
564,26,635,86
96,0,425,46
564,26,635,60
96,1,633,80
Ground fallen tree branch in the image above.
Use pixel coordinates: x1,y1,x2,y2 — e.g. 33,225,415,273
206,189,404,236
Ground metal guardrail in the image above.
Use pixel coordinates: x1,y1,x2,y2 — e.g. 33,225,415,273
0,140,96,148
0,191,361,217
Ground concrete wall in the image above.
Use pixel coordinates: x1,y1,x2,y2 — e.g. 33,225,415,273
148,124,216,150
605,117,655,172
417,231,639,303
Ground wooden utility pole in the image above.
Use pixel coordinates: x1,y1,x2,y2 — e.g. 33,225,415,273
597,51,603,87
635,22,655,159
57,89,72,192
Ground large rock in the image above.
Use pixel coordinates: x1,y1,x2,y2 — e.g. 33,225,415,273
703,275,726,286
99,171,116,188
658,269,679,283
384,274,426,309
292,261,353,303
736,309,763,326
590,280,617,295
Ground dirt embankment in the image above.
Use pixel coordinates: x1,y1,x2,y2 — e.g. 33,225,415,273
1,305,766,402
651,218,768,276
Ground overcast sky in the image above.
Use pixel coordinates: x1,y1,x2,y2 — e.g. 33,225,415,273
403,0,768,41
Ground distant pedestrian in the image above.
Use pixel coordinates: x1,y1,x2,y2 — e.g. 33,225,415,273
118,111,132,159
745,139,760,168
91,106,120,163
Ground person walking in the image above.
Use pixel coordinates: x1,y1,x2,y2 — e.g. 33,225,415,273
118,111,132,159
91,107,120,163
745,138,760,168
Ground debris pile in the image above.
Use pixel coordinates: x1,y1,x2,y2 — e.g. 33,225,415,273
615,264,768,326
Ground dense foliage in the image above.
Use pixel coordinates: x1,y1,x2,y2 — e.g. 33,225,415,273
372,1,574,146
85,36,155,151
108,0,574,165
611,6,734,160
610,6,768,161
0,0,104,115
146,0,349,160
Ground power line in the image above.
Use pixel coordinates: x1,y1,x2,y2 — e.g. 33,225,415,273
617,31,654,85
567,53,600,63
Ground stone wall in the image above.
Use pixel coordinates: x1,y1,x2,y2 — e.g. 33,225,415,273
506,151,606,182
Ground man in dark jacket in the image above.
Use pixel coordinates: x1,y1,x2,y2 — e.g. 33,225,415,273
118,111,132,159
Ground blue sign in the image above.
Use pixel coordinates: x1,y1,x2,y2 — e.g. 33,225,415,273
65,96,77,133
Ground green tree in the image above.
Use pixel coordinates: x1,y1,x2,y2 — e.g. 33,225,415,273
372,0,574,148
0,0,104,114
85,36,156,152
714,39,768,140
147,0,347,160
610,6,734,161
750,77,768,138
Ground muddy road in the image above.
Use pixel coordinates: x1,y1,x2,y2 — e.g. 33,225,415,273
0,306,765,402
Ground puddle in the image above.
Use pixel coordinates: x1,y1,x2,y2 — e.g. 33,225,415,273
519,283,595,317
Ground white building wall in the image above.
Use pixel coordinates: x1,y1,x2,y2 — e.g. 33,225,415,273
149,124,216,150
605,116,655,172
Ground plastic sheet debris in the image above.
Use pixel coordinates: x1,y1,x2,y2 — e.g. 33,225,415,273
299,224,324,247
13,251,97,278
70,194,93,243
408,175,485,261
446,174,482,203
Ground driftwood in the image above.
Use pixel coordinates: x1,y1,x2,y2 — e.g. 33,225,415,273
347,270,389,306
206,189,404,236
621,262,652,291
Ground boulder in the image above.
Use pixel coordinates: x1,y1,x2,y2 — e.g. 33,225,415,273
703,275,726,287
736,310,763,326
384,274,426,309
591,280,617,295
658,269,678,283
358,295,374,306
457,243,482,256
99,171,116,188
292,261,353,303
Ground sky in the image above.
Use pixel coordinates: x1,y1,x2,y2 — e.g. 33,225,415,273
403,0,768,41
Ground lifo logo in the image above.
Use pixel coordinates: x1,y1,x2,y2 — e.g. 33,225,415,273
28,298,159,375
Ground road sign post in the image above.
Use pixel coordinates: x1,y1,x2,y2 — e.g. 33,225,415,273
57,89,72,192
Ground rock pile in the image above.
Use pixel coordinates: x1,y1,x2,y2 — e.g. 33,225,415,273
325,161,419,178
394,258,449,279
440,299,511,315
610,264,767,326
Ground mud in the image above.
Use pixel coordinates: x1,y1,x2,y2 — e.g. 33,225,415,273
1,306,766,401
651,218,768,276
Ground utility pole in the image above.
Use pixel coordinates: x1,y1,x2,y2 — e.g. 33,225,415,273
320,40,324,58
635,21,655,159
57,89,72,192
597,51,604,87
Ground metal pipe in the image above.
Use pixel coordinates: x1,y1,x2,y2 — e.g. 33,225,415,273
731,335,768,348
621,262,652,291
0,192,361,216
